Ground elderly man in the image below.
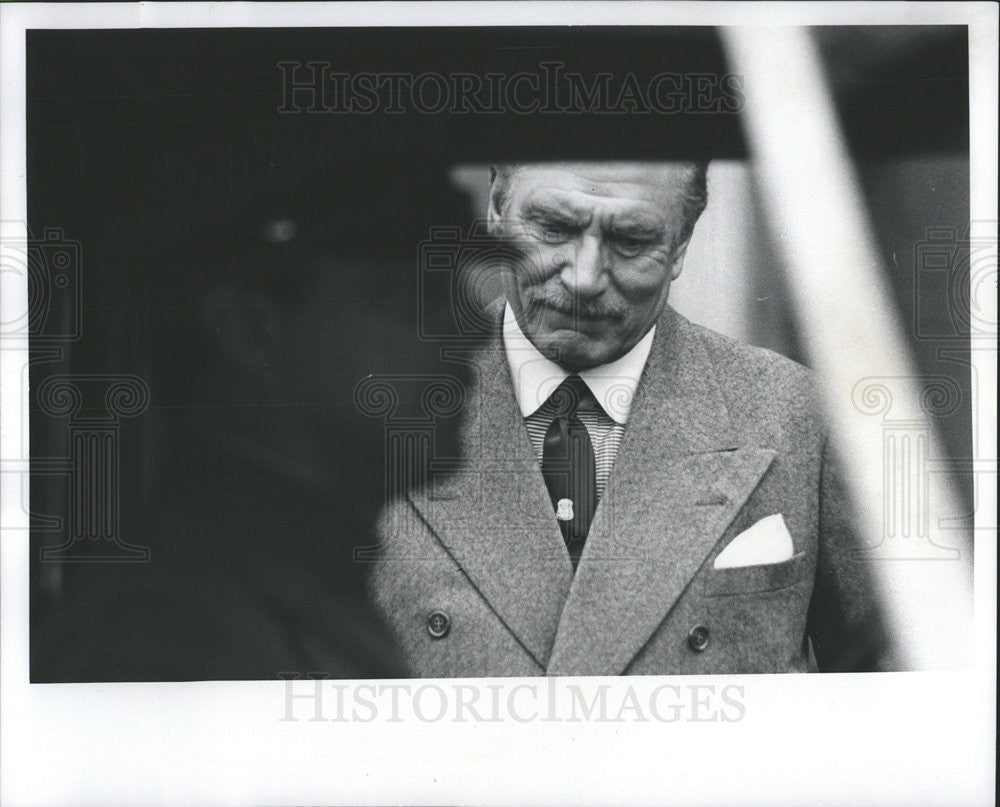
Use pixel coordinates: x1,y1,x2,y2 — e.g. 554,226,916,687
369,161,895,677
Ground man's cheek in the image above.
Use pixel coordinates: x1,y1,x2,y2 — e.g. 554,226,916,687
617,265,672,299
540,247,566,279
626,251,673,279
513,253,553,288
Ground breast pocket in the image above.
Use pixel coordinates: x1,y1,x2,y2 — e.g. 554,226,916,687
702,551,809,597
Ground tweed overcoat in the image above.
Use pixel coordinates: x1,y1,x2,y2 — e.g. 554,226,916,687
369,305,895,676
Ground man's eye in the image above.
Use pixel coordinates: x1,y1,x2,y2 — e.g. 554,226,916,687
543,225,571,243
613,238,648,257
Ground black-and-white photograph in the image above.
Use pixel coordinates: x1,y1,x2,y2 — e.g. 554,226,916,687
1,3,995,805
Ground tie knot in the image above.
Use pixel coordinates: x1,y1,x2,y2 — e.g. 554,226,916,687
547,374,595,418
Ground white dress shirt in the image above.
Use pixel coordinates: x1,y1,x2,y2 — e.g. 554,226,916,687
502,302,655,497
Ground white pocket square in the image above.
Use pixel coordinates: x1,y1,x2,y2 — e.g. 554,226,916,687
713,514,794,569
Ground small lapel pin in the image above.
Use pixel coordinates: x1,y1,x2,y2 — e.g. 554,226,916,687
556,498,575,521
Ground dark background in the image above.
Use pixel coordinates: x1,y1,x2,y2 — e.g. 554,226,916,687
27,26,971,681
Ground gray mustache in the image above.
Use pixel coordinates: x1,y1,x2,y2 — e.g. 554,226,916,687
526,289,627,321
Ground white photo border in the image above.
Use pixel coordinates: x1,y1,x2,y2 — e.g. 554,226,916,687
2,3,996,806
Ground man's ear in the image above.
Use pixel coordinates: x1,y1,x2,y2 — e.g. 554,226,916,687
200,285,282,377
486,189,502,236
669,238,691,281
487,163,511,236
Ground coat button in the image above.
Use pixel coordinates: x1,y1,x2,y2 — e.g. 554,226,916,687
427,610,450,639
688,625,710,652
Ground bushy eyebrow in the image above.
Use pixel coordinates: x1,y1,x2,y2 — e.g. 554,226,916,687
607,211,666,241
517,192,667,242
521,195,592,227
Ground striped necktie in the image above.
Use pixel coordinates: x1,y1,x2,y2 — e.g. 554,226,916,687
540,375,598,570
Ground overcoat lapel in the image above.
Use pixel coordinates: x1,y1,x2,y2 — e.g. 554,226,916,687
546,309,777,675
408,306,778,675
407,333,574,670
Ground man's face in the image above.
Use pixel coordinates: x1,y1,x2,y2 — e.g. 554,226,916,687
490,162,699,370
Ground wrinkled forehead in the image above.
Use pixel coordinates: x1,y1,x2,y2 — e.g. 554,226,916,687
498,161,695,216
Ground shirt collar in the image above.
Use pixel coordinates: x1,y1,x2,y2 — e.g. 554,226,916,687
502,302,655,425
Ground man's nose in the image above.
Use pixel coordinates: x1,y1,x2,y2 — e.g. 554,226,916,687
559,235,608,299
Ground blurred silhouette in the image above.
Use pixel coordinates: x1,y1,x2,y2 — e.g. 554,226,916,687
32,159,469,680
